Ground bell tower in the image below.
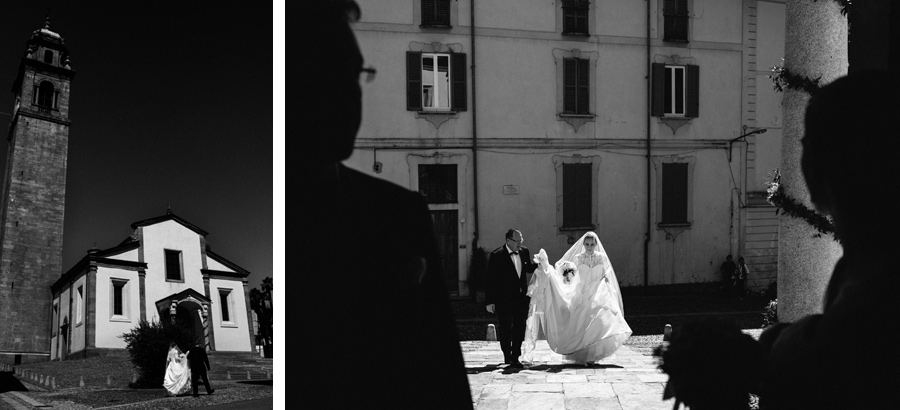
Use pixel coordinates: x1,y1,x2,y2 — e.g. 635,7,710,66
0,17,75,361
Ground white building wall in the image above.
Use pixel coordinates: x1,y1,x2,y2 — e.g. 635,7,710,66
209,279,251,352
141,221,206,322
69,276,87,354
94,267,140,349
349,0,784,288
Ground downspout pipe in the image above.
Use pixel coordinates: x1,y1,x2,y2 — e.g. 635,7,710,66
470,0,479,253
644,0,651,292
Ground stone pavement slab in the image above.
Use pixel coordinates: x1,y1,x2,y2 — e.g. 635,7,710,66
462,341,675,409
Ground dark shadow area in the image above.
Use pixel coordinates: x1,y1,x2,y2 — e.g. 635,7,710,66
466,363,623,375
0,371,29,393
237,380,272,386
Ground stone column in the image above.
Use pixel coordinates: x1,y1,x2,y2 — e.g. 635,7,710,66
138,269,147,321
243,280,255,353
777,0,847,322
85,265,97,353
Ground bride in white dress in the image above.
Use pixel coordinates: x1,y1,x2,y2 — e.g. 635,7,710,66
521,231,632,365
163,342,191,396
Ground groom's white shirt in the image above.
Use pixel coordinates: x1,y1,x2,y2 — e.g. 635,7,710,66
506,244,522,278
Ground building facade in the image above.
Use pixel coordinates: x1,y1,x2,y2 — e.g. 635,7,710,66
0,19,74,362
49,213,255,360
343,0,786,295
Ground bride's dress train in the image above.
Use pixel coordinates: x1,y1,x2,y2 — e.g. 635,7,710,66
163,346,191,396
521,233,632,365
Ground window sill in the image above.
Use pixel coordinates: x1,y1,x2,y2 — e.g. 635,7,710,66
221,322,238,328
657,223,692,228
658,117,692,133
75,322,83,328
557,113,595,132
165,279,185,283
415,111,459,129
560,225,596,231
420,24,452,29
110,316,130,323
562,32,591,37
663,38,690,44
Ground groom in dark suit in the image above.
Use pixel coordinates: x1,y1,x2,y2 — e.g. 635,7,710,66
187,343,213,397
486,229,538,368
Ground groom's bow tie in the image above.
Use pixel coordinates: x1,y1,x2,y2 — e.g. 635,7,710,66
510,251,519,255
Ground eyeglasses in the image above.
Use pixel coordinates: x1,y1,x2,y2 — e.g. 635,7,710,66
360,66,377,83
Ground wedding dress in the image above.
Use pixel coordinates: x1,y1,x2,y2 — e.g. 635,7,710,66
521,232,632,364
163,346,192,396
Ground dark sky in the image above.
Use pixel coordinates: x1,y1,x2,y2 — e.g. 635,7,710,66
0,2,275,291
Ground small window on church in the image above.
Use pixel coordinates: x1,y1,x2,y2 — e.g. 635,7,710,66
165,250,183,282
35,81,55,112
76,286,84,325
219,290,233,324
111,279,129,320
44,50,54,64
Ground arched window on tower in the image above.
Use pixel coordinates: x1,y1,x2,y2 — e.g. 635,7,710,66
34,81,56,113
44,50,54,64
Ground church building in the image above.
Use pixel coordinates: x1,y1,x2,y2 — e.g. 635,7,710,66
49,211,255,360
0,20,255,363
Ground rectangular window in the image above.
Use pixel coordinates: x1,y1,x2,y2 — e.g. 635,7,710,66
664,0,689,42
76,286,84,325
111,279,128,318
651,63,699,118
562,163,592,228
422,54,451,110
421,0,451,27
407,52,467,112
661,163,689,225
418,164,458,204
563,58,590,114
165,250,183,281
219,290,232,323
665,66,685,116
562,0,590,35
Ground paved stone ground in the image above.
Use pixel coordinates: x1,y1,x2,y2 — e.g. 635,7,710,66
463,341,674,410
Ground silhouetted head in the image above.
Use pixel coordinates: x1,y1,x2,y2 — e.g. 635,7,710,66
505,229,523,251
299,1,364,170
802,70,900,241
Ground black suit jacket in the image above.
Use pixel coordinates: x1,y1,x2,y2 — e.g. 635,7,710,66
303,164,473,409
187,346,209,373
485,245,538,306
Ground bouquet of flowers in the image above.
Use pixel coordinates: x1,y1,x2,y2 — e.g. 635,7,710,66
559,261,577,284
653,317,763,410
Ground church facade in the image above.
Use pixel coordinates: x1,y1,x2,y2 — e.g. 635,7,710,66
49,213,255,360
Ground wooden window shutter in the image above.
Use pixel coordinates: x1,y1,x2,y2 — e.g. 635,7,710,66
651,63,666,117
407,52,423,111
563,163,592,227
577,59,590,114
686,64,699,118
451,53,467,111
564,59,577,113
422,0,450,26
562,1,576,33
662,163,688,224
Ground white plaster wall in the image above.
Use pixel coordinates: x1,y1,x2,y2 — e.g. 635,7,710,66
596,0,653,38
474,0,556,32
210,279,251,352
107,248,139,262
753,1,787,191
94,267,140,349
476,37,564,139
70,276,87,354
141,221,207,322
691,0,743,44
206,257,237,273
50,296,60,360
596,45,649,138
358,0,413,25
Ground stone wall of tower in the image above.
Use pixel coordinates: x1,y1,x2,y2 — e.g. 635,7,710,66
0,113,70,355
